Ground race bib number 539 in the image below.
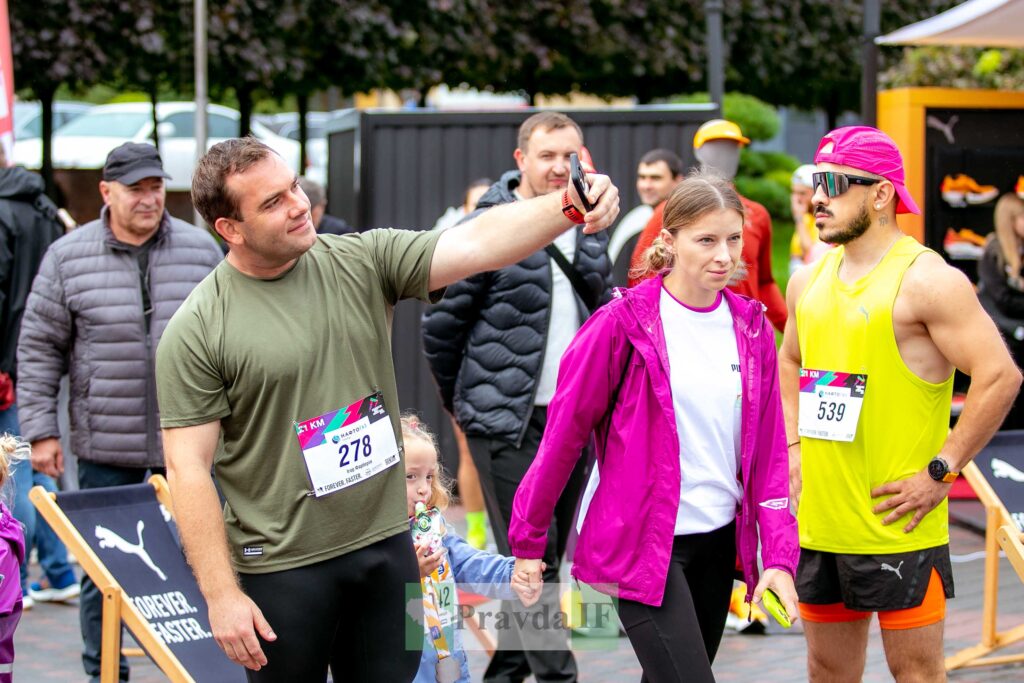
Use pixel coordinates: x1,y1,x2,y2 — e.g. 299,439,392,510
798,369,867,442
294,392,400,497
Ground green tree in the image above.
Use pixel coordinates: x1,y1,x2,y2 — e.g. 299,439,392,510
274,0,408,169
9,0,109,195
102,0,192,150
724,0,961,127
881,46,1024,90
207,0,303,136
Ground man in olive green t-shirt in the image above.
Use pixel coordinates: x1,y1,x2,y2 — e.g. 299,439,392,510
155,137,620,681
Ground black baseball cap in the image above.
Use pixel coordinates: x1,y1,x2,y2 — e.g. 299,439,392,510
102,143,172,185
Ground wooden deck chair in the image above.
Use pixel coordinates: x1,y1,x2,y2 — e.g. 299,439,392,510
946,430,1024,671
30,475,245,683
997,524,1024,586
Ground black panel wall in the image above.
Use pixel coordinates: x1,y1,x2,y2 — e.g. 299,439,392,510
325,106,719,474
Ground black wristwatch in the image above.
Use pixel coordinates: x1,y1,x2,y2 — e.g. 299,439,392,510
927,457,958,483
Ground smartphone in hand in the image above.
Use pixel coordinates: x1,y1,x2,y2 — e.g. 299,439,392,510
762,588,792,628
569,152,594,213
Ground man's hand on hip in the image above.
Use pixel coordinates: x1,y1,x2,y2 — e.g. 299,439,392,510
208,587,277,671
30,437,63,478
871,470,951,533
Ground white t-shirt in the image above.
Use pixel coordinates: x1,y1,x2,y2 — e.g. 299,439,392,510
512,189,580,407
660,287,743,535
535,226,579,406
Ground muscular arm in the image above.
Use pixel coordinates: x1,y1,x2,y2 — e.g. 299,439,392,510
778,265,813,509
164,422,276,670
910,257,1022,470
873,255,1022,531
429,174,619,291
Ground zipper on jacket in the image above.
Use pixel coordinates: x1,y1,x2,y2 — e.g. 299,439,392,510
136,252,157,464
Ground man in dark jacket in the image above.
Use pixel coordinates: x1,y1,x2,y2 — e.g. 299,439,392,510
422,112,612,683
0,146,80,612
17,142,223,683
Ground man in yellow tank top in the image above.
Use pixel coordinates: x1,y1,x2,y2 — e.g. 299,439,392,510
779,127,1021,682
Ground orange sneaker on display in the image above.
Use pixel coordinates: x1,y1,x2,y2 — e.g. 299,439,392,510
957,228,987,247
944,228,985,259
943,174,999,206
1016,175,1024,199
941,176,966,207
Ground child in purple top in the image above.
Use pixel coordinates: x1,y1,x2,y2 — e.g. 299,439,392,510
0,435,28,683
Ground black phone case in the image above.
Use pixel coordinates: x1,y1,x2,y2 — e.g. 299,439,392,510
569,153,593,212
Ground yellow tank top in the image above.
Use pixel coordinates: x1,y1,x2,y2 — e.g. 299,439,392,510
796,236,953,553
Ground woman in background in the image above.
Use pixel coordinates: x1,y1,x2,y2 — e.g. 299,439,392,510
978,193,1024,429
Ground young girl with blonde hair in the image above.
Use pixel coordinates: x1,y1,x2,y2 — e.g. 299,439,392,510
403,416,535,683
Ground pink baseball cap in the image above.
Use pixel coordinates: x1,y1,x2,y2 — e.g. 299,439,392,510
814,126,920,215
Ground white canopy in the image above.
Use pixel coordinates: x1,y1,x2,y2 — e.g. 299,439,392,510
876,0,1024,48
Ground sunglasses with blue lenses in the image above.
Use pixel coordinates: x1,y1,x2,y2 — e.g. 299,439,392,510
812,171,879,198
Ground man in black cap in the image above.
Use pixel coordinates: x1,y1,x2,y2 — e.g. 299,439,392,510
16,142,223,682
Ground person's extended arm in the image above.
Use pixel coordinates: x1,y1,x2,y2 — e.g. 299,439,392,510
164,421,276,671
778,265,813,510
872,256,1022,532
429,174,619,290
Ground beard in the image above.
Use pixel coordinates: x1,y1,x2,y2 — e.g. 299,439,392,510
817,201,871,245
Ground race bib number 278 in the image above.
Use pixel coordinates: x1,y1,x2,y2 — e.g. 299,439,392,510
294,392,400,497
798,369,867,443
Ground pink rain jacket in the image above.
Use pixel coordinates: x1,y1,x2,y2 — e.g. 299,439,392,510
509,275,798,606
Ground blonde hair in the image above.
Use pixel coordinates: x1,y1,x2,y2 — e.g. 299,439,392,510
400,415,453,511
992,193,1024,275
630,170,745,281
0,434,27,494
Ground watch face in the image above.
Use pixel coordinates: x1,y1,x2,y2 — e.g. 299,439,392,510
928,458,947,481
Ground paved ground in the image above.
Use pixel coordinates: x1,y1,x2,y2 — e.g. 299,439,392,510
14,501,1024,681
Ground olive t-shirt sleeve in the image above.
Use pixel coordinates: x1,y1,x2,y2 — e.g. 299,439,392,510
157,302,230,428
364,228,443,304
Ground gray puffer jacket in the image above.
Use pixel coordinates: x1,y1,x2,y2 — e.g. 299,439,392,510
17,209,222,467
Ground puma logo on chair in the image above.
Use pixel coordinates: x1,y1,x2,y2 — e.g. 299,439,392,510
95,521,168,581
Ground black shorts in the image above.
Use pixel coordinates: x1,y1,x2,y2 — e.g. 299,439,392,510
796,545,954,612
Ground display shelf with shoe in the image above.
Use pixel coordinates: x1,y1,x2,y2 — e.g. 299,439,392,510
943,227,986,260
942,174,1000,207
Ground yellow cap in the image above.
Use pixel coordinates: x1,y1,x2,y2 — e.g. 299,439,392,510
693,119,750,149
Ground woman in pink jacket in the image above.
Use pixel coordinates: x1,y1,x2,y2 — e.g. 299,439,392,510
509,172,799,682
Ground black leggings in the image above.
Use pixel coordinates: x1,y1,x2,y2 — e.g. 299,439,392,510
239,532,421,683
617,522,737,683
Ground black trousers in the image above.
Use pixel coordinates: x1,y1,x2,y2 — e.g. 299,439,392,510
617,523,737,683
239,532,421,683
467,406,584,683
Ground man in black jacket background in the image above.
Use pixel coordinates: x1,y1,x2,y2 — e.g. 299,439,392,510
422,112,612,683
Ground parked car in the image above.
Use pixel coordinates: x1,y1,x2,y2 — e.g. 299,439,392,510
13,102,301,192
13,100,94,140
253,110,347,186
